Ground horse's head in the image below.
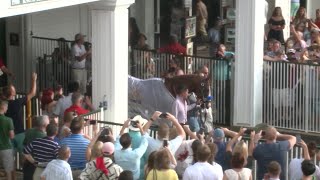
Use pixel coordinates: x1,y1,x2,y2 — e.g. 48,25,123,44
196,76,211,100
164,75,211,100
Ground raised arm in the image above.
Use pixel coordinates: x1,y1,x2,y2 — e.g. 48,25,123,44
120,119,130,136
165,147,177,167
276,133,296,149
249,130,262,157
290,24,302,42
74,48,91,62
142,111,161,134
86,130,103,161
299,140,310,160
27,73,37,101
221,127,238,138
226,128,246,152
167,112,185,139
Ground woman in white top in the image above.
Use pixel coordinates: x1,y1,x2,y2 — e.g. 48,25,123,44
223,152,252,180
223,136,252,180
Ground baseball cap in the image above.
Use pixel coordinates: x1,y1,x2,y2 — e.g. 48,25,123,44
74,33,86,41
213,128,225,141
102,142,115,155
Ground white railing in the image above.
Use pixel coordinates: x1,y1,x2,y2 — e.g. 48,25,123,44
263,60,320,132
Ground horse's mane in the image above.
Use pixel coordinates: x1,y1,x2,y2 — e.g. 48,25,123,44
164,74,210,98
164,74,206,81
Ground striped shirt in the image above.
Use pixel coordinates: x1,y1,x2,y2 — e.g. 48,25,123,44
60,134,90,169
24,137,60,163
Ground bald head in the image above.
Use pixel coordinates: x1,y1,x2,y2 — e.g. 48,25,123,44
201,66,209,78
265,126,277,141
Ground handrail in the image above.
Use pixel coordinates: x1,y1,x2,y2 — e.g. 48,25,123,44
131,48,235,62
32,36,74,43
263,59,320,67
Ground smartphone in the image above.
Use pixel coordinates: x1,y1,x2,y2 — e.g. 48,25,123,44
90,120,97,125
159,113,168,119
130,121,138,128
163,139,169,147
296,134,301,143
244,129,252,135
198,128,205,135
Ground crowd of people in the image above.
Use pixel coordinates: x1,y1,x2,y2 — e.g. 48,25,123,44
0,73,319,180
264,7,320,64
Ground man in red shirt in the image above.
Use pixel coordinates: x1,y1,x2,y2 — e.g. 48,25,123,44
158,35,186,55
0,57,14,78
64,92,94,116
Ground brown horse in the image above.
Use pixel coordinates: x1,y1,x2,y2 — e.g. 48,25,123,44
164,75,211,100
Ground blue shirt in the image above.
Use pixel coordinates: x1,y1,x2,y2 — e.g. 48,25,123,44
214,141,228,170
60,134,89,169
253,141,290,180
214,52,234,81
129,130,142,150
114,135,148,180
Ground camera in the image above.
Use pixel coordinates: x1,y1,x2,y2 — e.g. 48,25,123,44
198,127,205,135
159,113,168,119
130,120,138,128
163,139,169,147
244,129,252,135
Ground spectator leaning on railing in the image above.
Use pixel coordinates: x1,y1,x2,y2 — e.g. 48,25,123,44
64,92,94,116
250,126,296,180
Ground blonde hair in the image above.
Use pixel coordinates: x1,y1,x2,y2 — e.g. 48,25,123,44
91,141,103,159
233,141,248,159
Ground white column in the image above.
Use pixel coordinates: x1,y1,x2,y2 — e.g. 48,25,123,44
91,0,134,123
233,0,265,127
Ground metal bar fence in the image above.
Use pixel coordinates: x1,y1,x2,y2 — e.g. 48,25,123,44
130,48,234,126
32,36,73,93
263,60,320,132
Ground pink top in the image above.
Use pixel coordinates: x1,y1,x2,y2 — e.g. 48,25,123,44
172,96,196,124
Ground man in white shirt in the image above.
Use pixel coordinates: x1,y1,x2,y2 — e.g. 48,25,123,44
53,81,80,120
71,33,91,94
40,145,72,180
289,141,320,180
183,144,223,180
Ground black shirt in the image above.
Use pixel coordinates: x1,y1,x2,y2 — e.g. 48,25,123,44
6,97,27,134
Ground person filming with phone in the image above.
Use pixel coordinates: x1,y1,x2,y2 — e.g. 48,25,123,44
250,126,296,180
143,111,185,159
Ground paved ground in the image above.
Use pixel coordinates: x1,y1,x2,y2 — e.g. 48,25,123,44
0,170,23,180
